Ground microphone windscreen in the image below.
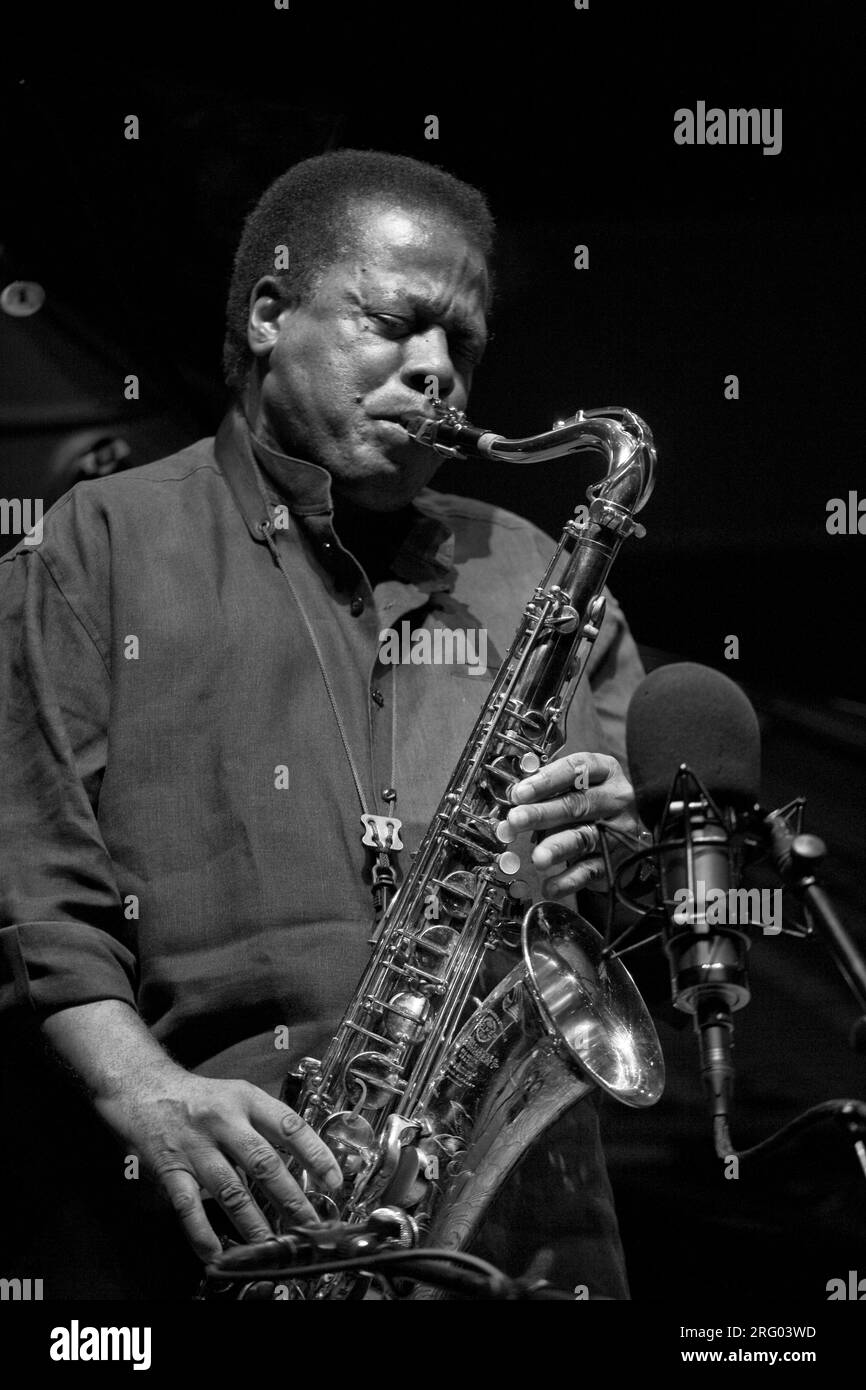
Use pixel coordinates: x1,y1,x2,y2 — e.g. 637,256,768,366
626,663,761,830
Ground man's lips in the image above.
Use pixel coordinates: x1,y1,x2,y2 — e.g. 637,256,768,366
371,417,434,446
369,420,410,449
371,408,436,432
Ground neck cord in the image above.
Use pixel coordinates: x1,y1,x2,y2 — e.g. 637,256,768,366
258,510,403,928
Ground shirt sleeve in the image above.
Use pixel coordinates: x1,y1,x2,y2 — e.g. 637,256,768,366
0,513,138,1023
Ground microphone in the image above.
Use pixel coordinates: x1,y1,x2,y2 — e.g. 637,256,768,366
626,663,762,1155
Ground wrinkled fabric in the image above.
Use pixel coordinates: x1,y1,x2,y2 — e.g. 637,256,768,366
0,406,644,1297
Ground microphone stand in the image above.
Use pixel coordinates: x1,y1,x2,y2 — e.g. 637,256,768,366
765,801,866,1052
596,787,866,1177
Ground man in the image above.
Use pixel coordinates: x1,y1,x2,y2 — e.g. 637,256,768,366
0,150,644,1299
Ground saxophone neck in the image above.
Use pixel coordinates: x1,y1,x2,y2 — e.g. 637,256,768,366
407,403,656,516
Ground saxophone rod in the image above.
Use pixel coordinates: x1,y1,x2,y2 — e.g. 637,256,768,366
406,407,648,466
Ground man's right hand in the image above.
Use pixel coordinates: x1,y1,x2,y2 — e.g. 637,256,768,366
95,1069,344,1264
42,999,343,1264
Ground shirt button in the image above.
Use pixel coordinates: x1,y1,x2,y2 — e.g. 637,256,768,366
371,688,385,707
350,596,365,617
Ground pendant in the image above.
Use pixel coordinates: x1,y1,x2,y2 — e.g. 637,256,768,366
360,813,404,853
361,810,404,944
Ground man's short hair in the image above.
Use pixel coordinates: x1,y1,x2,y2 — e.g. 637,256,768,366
223,148,495,393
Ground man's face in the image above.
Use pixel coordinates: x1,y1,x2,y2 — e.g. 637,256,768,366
247,200,489,510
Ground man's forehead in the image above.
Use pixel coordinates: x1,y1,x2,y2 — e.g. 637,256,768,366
345,199,488,292
354,204,434,250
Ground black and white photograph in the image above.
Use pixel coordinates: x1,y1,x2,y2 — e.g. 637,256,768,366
0,0,863,1364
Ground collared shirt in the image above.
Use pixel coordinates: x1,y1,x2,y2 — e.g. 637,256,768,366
0,407,645,1094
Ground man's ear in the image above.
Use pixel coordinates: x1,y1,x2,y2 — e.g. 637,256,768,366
247,276,297,360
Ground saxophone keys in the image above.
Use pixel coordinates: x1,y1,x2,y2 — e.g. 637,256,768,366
367,1206,419,1249
319,1111,378,1177
548,603,579,634
496,850,521,876
297,1056,322,1083
495,818,516,844
383,991,429,1044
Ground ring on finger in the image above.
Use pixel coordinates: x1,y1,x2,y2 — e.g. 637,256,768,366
545,855,605,894
570,823,600,856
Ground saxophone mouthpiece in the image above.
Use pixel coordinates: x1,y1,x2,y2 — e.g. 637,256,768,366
404,412,444,448
406,404,505,460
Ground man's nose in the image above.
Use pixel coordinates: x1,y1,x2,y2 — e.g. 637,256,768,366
399,327,457,400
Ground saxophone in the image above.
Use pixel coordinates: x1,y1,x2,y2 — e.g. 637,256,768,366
273,403,665,1296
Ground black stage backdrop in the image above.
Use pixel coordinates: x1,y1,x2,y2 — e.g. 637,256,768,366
1,1,864,1311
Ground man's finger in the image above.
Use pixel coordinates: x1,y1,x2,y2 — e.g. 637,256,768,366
532,823,600,869
152,1159,223,1263
510,751,614,805
543,855,607,898
507,787,592,832
249,1093,344,1194
196,1158,275,1245
227,1131,321,1226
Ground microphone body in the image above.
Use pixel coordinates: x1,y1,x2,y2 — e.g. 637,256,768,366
657,796,750,1017
626,664,762,1151
655,775,751,1141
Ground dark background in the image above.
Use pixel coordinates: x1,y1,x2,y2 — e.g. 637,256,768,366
1,3,864,1301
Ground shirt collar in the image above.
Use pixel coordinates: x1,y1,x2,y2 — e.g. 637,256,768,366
214,406,456,591
249,421,336,517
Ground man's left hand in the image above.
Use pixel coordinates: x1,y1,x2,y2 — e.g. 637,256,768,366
505,751,638,898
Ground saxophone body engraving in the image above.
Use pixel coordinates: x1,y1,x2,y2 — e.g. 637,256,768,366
279,404,665,1296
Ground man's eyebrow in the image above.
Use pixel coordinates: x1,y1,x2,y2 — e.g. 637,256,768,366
397,290,488,343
